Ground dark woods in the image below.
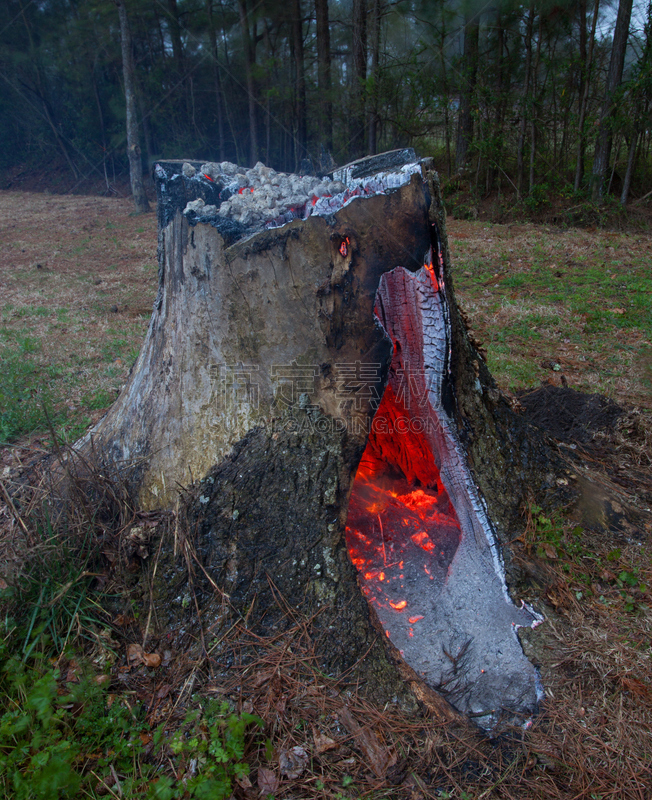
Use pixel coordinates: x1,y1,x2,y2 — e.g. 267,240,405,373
1,0,651,205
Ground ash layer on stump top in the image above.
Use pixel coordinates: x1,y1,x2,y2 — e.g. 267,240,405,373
82,151,573,731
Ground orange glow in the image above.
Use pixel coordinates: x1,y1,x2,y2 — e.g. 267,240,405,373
346,371,461,646
339,237,350,257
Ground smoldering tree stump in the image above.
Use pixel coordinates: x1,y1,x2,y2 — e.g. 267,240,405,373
80,152,573,728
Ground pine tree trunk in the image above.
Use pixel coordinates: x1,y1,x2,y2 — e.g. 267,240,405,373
591,0,633,202
116,0,150,213
238,0,258,166
315,0,333,153
292,0,307,165
455,8,480,175
351,0,367,158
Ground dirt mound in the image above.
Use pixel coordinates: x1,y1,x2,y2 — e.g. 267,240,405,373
517,385,623,444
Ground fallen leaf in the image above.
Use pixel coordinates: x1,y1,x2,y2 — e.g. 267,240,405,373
313,732,338,755
236,773,253,789
127,643,144,664
156,684,172,699
279,745,309,779
127,643,161,668
619,675,652,702
610,308,625,314
542,543,558,559
338,706,397,779
142,651,161,668
257,767,278,796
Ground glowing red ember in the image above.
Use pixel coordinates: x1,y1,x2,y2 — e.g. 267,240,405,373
345,384,461,639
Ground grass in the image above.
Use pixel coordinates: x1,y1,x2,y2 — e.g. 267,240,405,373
448,222,652,405
0,191,157,445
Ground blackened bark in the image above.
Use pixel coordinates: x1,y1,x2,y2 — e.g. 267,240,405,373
455,7,480,175
116,0,150,213
591,0,633,202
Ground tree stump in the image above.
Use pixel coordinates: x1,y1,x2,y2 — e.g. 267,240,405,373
81,152,573,728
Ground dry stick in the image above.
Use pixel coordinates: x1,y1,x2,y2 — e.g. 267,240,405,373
632,187,652,205
0,478,30,538
142,522,167,650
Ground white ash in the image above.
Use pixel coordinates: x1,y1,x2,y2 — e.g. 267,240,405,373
182,158,421,232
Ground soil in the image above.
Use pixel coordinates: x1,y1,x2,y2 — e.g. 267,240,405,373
517,385,624,444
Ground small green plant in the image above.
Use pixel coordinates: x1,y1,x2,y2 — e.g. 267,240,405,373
528,505,584,562
151,700,264,800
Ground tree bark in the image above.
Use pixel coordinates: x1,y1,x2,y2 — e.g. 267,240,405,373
77,155,572,726
238,0,258,165
315,0,333,153
292,0,307,166
116,0,150,213
573,0,600,192
529,14,543,193
351,0,367,159
516,3,534,199
591,0,633,202
206,0,226,162
367,0,382,156
455,6,480,175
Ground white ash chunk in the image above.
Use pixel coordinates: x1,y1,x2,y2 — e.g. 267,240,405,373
188,156,420,232
182,162,197,178
184,198,205,214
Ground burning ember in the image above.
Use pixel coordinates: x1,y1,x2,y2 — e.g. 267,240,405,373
346,386,462,648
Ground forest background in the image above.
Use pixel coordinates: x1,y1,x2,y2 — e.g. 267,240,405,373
1,0,652,215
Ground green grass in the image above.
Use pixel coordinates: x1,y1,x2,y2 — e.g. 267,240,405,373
0,503,264,799
450,224,652,400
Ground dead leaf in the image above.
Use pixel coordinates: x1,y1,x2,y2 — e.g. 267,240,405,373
610,308,625,314
127,643,144,664
127,643,161,668
257,767,278,796
542,543,558,559
313,732,338,755
619,675,652,702
156,684,172,699
142,651,161,668
236,773,253,789
279,746,309,779
338,706,397,779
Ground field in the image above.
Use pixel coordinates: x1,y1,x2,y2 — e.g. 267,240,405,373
0,191,651,799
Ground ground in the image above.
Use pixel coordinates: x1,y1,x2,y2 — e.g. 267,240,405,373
0,190,651,799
